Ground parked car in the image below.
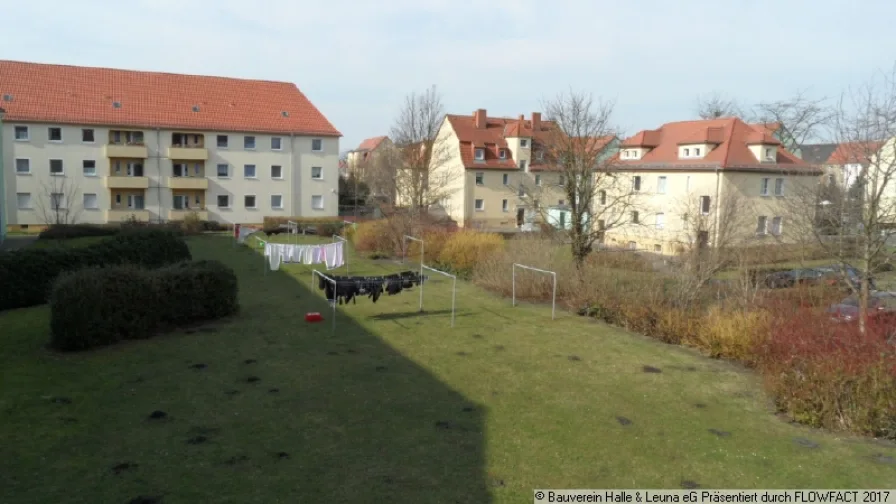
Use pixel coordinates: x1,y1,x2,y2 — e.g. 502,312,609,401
764,268,826,289
814,264,876,291
826,291,896,323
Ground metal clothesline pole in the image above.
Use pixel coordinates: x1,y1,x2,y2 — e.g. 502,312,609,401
311,269,337,333
403,235,425,313
422,264,457,328
512,263,558,320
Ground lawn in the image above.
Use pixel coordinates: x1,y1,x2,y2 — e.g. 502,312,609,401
1,234,894,503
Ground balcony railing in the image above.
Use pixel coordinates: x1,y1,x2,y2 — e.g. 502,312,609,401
104,176,150,189
168,177,208,190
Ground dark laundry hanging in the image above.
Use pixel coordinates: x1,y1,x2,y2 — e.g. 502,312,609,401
315,272,427,304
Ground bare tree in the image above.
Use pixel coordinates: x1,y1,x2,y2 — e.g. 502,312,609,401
36,175,82,225
695,92,745,120
385,85,459,212
754,89,833,149
535,90,637,269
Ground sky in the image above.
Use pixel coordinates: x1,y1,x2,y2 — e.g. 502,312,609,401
2,0,895,152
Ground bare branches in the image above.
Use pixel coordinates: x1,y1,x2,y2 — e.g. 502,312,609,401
36,175,82,225
755,89,833,148
694,92,745,120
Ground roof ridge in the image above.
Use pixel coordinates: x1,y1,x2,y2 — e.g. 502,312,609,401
720,118,739,167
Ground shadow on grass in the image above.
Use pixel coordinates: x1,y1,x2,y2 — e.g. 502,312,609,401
367,309,471,322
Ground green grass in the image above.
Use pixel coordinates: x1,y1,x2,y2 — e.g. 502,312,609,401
1,234,895,503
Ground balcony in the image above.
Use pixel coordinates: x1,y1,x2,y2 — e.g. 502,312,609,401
104,176,150,189
168,177,208,190
104,143,148,159
168,146,208,161
106,209,150,223
168,209,209,221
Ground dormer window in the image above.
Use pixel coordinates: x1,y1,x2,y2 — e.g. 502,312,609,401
684,148,690,157
695,148,701,156
520,139,529,148
765,148,774,160
499,149,507,160
475,148,485,161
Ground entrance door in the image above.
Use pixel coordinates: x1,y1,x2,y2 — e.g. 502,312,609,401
516,208,525,226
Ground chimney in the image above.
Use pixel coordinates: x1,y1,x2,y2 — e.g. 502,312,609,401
474,109,487,129
532,112,541,132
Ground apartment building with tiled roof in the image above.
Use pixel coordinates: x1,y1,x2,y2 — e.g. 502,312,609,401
0,60,341,229
606,117,822,254
437,109,617,230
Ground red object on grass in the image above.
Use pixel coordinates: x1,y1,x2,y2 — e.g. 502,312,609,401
305,312,323,323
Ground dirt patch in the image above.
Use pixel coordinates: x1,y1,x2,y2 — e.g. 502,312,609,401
708,428,731,438
245,376,260,383
680,480,700,489
128,496,162,504
112,462,138,475
189,363,207,370
642,366,662,374
616,416,633,426
490,476,506,487
793,437,819,449
568,355,582,362
148,410,167,420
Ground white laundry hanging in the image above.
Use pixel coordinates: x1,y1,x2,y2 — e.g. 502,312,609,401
325,242,344,270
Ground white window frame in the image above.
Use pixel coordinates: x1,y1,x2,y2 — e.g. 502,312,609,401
760,177,770,196
655,212,665,230
499,149,507,159
502,199,508,212
757,216,768,235
244,136,256,150
16,192,32,209
217,195,230,208
774,177,785,196
632,175,641,192
217,164,229,178
311,139,323,152
271,137,282,151
475,172,484,185
48,126,63,143
519,160,527,171
244,194,257,209
83,160,97,177
81,128,95,143
14,125,29,141
683,147,690,157
474,148,485,161
50,192,65,210
83,193,99,210
311,166,323,180
700,195,711,215
520,139,529,148
474,198,485,211
628,241,637,250
695,148,701,156
217,135,229,149
311,195,324,210
657,176,667,194
244,164,257,179
502,174,509,185
15,158,31,175
271,194,284,209
49,159,64,176
271,165,283,179
771,216,783,236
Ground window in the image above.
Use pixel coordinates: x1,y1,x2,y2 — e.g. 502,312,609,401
520,139,529,148
474,199,484,211
244,136,256,149
173,164,189,177
499,149,507,160
14,126,29,140
271,195,283,209
311,195,324,210
631,211,640,224
519,160,527,171
271,137,282,150
217,164,229,178
535,175,542,186
502,174,509,185
657,176,667,194
632,176,641,192
312,139,323,152
558,175,565,186
271,165,283,179
310,166,323,179
654,244,662,253
244,195,257,209
194,163,202,176
559,200,565,206
502,199,508,212
655,212,665,230
700,196,711,215
518,187,525,197
628,241,637,250
599,190,607,205
765,148,773,160
16,193,31,209
48,127,62,142
475,172,484,185
217,195,230,208
217,135,228,148
173,195,190,210
82,129,95,143
83,160,96,176
475,148,485,161
50,159,64,175
50,193,65,210
683,148,690,157
127,195,145,209
695,148,701,156
770,216,783,236
774,178,784,196
760,177,770,196
756,216,768,235
83,193,98,209
15,158,30,174
244,164,257,178
115,194,121,205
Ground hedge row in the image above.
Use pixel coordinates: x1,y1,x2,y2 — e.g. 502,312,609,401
38,224,122,240
50,260,239,351
0,228,191,311
262,216,345,236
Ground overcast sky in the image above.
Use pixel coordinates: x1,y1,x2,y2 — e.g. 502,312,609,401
2,0,894,151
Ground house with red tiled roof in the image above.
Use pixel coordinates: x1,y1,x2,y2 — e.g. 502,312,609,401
435,109,618,230
345,135,393,177
0,60,341,229
606,117,822,254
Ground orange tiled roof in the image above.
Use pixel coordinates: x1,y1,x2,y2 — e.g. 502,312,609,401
826,141,885,165
0,60,340,136
617,118,818,173
356,135,388,151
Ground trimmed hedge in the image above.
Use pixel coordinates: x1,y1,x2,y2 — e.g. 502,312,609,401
0,228,191,311
50,260,239,351
39,224,121,240
262,216,344,236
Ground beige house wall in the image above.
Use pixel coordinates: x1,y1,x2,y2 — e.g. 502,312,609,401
2,122,338,226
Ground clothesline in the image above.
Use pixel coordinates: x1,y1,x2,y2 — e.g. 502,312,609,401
318,271,427,305
264,241,345,271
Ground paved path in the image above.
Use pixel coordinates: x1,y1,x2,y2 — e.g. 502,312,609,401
0,235,38,251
